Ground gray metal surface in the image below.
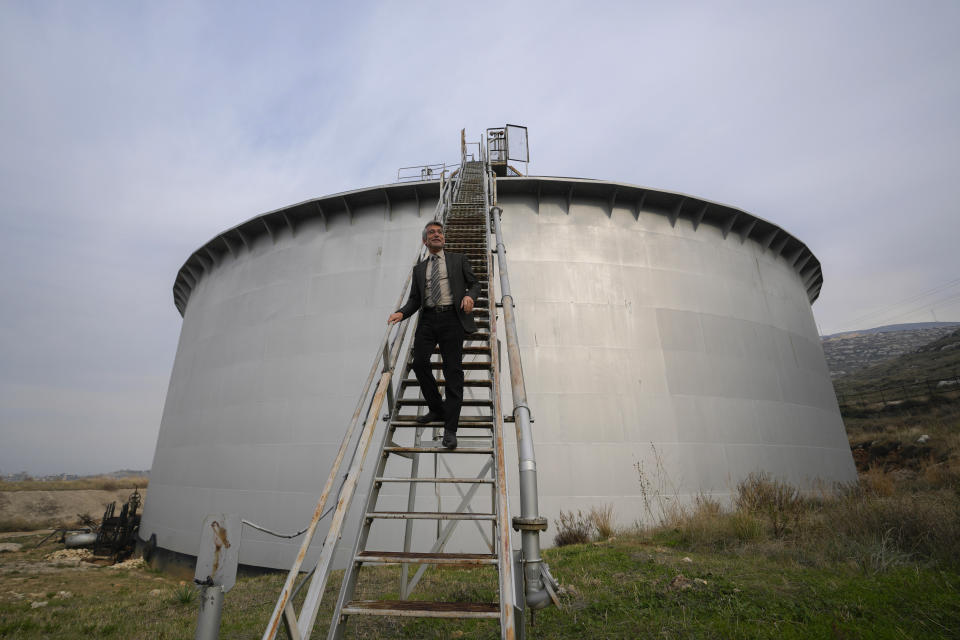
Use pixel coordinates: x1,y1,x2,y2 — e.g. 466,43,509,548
142,175,855,572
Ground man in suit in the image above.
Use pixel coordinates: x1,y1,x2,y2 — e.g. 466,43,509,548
388,220,481,449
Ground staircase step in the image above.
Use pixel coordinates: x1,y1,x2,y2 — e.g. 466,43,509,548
400,379,491,388
374,476,494,484
367,511,496,521
384,446,494,454
341,600,500,619
411,361,491,370
429,345,490,355
396,398,492,407
356,551,498,565
390,419,493,428
392,415,493,425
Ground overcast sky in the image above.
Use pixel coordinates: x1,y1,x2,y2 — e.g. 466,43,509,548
2,1,958,476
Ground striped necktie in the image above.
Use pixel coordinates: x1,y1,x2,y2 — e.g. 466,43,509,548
429,255,441,307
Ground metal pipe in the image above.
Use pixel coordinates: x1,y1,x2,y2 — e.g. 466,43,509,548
195,585,224,640
490,194,553,610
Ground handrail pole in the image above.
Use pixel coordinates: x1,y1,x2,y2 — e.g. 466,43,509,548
489,196,553,610
481,149,518,638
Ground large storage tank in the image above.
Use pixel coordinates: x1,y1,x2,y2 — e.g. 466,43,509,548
142,173,856,570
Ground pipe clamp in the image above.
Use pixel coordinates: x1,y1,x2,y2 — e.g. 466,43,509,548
512,516,548,532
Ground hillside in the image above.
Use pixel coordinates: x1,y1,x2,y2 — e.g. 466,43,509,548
821,322,960,378
831,328,960,404
823,321,960,339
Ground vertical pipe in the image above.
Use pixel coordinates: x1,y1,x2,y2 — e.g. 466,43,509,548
490,201,552,609
195,586,224,640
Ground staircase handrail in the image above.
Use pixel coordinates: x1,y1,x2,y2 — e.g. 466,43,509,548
484,165,559,611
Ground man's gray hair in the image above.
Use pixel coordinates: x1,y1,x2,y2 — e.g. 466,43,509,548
422,220,444,242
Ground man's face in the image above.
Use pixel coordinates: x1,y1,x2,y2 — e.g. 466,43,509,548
424,225,445,252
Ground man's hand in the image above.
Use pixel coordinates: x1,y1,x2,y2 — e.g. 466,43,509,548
460,296,474,313
388,312,403,325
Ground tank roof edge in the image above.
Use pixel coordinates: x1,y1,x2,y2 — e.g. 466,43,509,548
172,177,822,316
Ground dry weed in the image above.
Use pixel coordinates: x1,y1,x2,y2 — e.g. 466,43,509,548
588,504,616,539
861,465,895,497
554,510,592,546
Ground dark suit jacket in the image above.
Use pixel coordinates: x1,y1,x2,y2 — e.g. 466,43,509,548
397,251,481,333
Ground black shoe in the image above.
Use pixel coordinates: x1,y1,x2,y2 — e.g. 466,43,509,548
442,430,457,450
416,410,444,424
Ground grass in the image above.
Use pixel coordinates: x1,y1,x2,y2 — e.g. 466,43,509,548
3,525,959,639
0,476,148,492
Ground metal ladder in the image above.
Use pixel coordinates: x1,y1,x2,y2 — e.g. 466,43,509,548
325,159,522,638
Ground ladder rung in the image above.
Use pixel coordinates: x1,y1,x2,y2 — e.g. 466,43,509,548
383,446,494,454
392,416,493,425
367,511,496,521
429,345,490,354
390,421,493,429
374,476,494,484
396,399,492,407
341,600,500,619
356,551,498,565
400,379,492,388
414,362,492,370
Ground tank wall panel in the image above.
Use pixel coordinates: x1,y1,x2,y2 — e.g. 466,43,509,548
497,191,855,531
143,200,429,567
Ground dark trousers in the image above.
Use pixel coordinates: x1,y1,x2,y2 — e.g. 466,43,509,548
412,308,465,433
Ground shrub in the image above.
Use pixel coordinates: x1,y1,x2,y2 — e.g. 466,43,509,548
553,510,592,546
735,472,803,537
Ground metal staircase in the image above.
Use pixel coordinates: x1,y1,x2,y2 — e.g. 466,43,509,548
326,159,518,638
263,131,554,640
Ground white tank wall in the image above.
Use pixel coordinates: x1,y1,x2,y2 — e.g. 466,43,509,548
496,192,855,527
142,180,856,570
145,200,428,569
